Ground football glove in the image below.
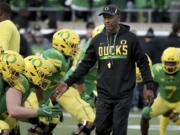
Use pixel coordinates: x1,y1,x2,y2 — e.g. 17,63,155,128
37,104,62,118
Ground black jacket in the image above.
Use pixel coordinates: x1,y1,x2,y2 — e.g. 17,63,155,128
144,38,166,64
166,32,180,48
66,24,153,99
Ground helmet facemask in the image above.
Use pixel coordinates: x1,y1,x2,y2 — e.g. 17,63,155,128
163,61,180,74
34,66,52,90
162,47,180,74
31,74,52,91
65,40,80,59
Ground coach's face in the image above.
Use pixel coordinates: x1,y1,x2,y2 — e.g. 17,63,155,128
103,14,120,33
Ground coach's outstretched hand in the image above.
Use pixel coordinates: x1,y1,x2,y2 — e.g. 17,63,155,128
51,81,68,101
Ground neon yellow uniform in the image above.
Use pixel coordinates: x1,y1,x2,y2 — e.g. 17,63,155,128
42,48,95,122
144,63,180,135
0,20,20,52
0,74,30,130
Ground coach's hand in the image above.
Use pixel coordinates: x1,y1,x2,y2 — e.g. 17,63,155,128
144,82,154,105
37,104,62,117
51,81,68,101
144,89,154,106
56,81,68,93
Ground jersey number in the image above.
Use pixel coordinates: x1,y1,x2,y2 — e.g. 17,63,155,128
165,86,177,98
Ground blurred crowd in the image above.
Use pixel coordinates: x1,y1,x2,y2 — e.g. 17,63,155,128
0,0,179,29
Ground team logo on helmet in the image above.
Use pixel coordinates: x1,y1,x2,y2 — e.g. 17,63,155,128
52,29,80,59
24,56,57,90
0,50,25,86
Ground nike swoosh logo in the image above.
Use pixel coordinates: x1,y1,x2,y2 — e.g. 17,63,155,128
43,110,52,115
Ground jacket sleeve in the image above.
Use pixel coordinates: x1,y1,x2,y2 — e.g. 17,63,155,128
65,40,97,86
133,36,154,90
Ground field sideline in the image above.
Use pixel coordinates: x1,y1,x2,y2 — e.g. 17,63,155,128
20,112,180,135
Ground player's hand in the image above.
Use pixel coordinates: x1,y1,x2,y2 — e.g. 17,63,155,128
163,110,173,117
169,112,179,122
144,89,154,106
37,104,62,118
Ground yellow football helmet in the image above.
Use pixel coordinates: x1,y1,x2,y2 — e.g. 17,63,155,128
177,48,180,59
161,47,180,74
0,50,25,82
92,25,104,38
24,56,57,90
52,29,80,59
136,54,152,83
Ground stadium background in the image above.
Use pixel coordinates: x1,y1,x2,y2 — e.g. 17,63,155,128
4,0,180,134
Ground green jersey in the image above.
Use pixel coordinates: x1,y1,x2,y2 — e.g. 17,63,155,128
152,63,180,102
43,48,71,80
0,74,30,116
41,48,72,103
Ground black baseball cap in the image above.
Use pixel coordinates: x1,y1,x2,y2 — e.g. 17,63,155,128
99,4,120,16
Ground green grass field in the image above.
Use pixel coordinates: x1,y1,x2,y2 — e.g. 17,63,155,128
19,111,180,135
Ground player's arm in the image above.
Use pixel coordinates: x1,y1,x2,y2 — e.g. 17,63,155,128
6,88,37,118
6,88,62,119
0,22,12,50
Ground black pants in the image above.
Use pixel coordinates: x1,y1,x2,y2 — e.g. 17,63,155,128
95,96,132,135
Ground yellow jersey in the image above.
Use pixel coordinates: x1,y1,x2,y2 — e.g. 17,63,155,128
0,20,20,52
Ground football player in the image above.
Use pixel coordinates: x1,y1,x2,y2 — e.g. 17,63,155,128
0,50,60,135
65,25,104,109
140,47,180,135
42,29,95,135
23,55,62,135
